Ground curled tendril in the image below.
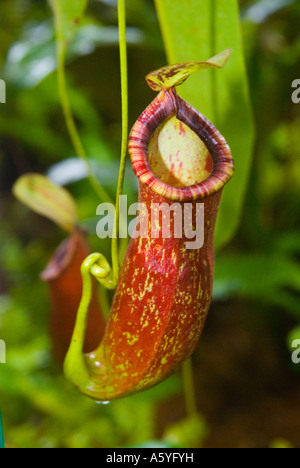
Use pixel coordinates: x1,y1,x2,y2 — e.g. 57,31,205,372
84,253,116,291
64,253,116,389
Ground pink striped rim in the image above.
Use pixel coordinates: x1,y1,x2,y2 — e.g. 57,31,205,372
129,89,234,202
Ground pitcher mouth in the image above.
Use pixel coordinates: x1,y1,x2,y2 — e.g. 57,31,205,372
40,230,86,282
129,89,234,202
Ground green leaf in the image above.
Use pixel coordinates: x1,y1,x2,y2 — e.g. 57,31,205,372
146,49,232,91
154,0,255,250
50,0,89,48
4,21,143,89
13,174,78,231
163,414,208,448
214,253,300,318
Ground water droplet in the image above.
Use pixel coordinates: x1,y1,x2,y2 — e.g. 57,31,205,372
95,401,110,406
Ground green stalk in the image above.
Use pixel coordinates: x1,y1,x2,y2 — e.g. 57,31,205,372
53,0,112,204
111,0,129,281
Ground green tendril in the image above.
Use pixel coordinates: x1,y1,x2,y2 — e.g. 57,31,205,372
111,0,129,282
64,253,116,386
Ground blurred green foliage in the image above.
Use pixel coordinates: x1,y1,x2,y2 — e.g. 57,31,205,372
0,0,300,448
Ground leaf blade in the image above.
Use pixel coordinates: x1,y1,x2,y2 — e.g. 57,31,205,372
13,174,78,231
146,49,232,91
